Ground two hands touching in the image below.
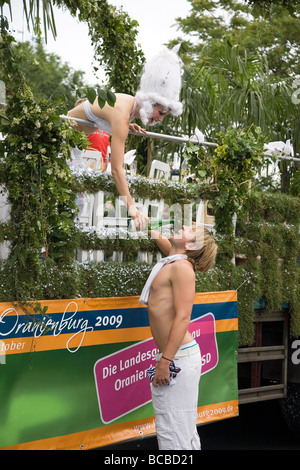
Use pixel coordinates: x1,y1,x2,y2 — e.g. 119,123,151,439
128,204,149,231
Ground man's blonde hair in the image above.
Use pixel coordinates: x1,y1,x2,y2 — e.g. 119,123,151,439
186,226,218,272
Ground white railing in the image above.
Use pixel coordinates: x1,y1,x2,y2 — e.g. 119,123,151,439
60,115,300,162
59,115,218,148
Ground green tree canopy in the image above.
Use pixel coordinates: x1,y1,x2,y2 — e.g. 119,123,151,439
247,0,300,14
13,39,87,110
173,0,300,77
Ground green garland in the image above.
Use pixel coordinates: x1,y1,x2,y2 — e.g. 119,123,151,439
55,0,145,94
71,169,201,203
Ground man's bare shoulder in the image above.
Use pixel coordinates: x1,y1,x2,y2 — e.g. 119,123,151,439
170,259,195,281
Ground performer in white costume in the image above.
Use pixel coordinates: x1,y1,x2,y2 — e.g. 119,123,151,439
67,46,183,230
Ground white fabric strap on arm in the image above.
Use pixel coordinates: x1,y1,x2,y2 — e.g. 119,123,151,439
139,254,187,305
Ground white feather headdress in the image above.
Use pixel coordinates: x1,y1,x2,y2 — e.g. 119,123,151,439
135,45,183,125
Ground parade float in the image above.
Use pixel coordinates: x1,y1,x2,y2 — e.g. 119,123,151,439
0,9,299,450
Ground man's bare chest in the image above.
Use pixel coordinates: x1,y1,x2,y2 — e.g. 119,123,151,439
150,264,172,292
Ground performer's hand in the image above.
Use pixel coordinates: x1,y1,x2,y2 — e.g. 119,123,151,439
152,360,170,388
129,123,147,135
128,205,149,231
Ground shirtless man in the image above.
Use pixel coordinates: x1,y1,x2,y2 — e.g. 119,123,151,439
139,225,217,450
67,46,183,231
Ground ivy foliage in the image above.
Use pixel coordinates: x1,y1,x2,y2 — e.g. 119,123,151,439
0,19,87,303
183,125,267,233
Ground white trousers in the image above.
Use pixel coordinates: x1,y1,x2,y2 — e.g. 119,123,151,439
151,343,201,450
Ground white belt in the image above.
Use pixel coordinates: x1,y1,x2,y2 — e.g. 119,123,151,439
155,343,199,361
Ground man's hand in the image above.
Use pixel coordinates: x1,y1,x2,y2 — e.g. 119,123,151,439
152,358,170,387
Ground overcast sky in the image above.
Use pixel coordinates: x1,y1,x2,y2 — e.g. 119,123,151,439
4,0,191,85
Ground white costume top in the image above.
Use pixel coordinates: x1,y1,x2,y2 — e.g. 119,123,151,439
139,254,188,305
83,99,137,135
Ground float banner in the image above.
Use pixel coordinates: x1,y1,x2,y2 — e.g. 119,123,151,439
0,290,238,450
